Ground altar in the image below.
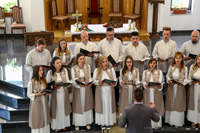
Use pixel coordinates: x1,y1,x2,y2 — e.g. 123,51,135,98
71,24,138,41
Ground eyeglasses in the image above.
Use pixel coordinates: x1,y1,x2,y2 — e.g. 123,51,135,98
126,61,132,63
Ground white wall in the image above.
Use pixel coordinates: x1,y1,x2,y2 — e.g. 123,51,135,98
147,0,200,33
0,0,45,34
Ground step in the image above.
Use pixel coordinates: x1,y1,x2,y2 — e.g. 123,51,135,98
0,80,27,97
0,118,29,133
0,103,28,121
0,91,29,109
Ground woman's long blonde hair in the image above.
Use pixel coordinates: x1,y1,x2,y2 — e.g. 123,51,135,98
97,56,110,77
171,51,184,72
192,54,200,71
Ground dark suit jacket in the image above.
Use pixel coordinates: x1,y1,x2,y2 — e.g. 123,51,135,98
118,103,160,133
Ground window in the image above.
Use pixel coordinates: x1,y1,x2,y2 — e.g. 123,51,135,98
0,0,19,13
170,0,192,13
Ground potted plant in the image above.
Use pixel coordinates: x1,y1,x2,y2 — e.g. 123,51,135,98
172,2,188,14
3,0,17,17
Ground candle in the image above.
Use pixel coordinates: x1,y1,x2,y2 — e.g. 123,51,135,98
128,19,132,30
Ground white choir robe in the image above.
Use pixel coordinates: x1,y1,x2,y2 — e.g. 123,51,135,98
187,65,200,124
98,37,124,71
93,68,117,126
180,40,200,69
74,41,98,72
46,68,71,130
71,64,93,126
152,39,177,73
25,49,52,79
27,82,50,133
142,69,163,128
165,66,188,126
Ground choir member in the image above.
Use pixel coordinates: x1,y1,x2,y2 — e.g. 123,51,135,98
27,65,51,133
93,56,117,130
46,57,71,132
165,52,188,128
142,58,164,129
118,55,140,114
187,54,200,128
71,53,93,130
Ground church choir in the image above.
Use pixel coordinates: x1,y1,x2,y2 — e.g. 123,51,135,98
27,29,200,132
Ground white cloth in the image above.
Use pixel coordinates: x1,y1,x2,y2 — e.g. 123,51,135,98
98,37,124,71
165,66,188,126
25,49,52,79
46,68,71,130
93,68,117,126
71,65,93,126
119,69,140,105
187,66,200,123
27,82,50,133
152,39,177,73
71,24,137,35
74,41,98,72
142,69,163,128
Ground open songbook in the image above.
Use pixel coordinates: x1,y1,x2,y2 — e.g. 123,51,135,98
102,79,116,85
56,82,71,87
191,78,200,82
75,80,94,86
80,48,100,56
188,54,197,59
41,81,55,93
134,57,150,62
148,82,161,87
107,55,122,66
171,79,191,86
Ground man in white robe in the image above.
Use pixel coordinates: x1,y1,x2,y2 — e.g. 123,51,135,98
25,38,52,79
152,27,177,73
180,30,200,69
74,30,98,73
98,27,124,105
123,31,150,80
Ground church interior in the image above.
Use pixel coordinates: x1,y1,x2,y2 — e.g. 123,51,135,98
0,0,199,132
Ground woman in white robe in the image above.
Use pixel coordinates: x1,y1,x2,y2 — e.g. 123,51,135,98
142,58,164,129
27,66,51,133
93,56,117,130
71,53,93,130
46,57,71,132
187,54,200,128
165,51,188,128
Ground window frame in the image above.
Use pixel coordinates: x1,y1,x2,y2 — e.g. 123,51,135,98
170,0,193,14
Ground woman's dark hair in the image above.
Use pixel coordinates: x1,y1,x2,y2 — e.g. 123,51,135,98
148,58,157,69
122,55,134,75
32,65,47,85
50,57,63,75
74,53,85,65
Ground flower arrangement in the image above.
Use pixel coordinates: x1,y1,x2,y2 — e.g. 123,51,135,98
80,24,89,31
79,24,93,32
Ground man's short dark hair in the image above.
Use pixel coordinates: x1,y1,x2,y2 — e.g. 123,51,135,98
134,89,143,102
107,27,114,32
131,31,139,37
35,38,46,47
163,27,171,33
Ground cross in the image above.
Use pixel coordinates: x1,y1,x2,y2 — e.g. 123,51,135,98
72,10,82,32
